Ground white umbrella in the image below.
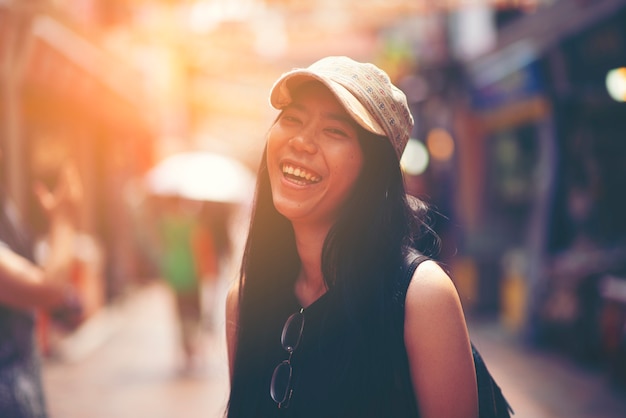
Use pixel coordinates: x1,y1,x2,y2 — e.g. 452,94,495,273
145,151,255,203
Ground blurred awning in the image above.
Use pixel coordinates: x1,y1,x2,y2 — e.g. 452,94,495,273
465,0,626,86
19,13,153,129
30,15,142,106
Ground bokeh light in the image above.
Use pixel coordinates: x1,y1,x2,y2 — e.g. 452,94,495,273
400,138,429,176
606,67,626,102
425,128,455,162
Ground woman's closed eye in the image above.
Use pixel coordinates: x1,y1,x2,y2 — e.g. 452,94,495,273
281,114,302,125
325,127,350,138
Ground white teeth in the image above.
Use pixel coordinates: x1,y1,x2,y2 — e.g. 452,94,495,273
281,164,321,183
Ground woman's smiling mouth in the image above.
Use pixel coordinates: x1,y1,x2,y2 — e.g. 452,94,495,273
281,163,322,185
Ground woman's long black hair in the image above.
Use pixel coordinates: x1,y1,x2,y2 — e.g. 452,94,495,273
227,118,439,417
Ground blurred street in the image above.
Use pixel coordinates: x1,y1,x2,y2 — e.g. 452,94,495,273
42,280,231,418
42,279,626,418
470,323,626,418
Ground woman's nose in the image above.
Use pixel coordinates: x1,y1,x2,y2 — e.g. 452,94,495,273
289,130,317,154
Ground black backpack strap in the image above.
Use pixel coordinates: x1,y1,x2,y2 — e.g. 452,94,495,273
472,344,515,417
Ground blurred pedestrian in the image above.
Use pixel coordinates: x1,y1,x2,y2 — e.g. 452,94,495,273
226,56,478,417
157,197,208,374
0,161,83,418
193,202,233,331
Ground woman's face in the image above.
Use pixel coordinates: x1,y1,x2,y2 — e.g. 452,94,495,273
266,82,364,228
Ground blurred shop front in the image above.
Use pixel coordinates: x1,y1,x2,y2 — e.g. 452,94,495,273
460,36,554,327
541,6,626,382
448,0,626,386
0,2,156,331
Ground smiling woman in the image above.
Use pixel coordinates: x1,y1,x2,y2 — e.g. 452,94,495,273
266,81,364,228
225,56,479,418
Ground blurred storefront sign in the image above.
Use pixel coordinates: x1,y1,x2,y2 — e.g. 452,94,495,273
467,43,543,111
467,55,549,137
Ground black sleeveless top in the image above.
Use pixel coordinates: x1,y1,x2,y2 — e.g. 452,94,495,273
233,253,429,418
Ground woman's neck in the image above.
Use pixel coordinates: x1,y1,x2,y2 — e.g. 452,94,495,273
292,222,329,308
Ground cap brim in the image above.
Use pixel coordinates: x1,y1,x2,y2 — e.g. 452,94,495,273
269,70,386,138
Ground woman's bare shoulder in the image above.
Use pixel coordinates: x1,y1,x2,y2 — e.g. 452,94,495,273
404,259,465,323
407,259,456,290
403,260,477,417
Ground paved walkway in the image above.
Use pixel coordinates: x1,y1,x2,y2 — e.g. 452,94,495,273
470,320,626,418
42,281,231,418
42,281,626,418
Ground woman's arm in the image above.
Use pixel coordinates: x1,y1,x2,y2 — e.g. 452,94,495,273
225,280,240,382
404,260,478,418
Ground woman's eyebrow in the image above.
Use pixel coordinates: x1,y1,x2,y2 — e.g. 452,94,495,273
283,102,305,112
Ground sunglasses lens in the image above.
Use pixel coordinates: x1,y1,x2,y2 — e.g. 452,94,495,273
271,310,304,408
270,360,292,404
281,312,304,352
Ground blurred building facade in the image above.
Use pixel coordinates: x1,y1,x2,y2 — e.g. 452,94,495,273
404,0,626,387
0,0,156,322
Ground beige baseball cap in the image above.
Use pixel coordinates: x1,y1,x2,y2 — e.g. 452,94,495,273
269,56,414,159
